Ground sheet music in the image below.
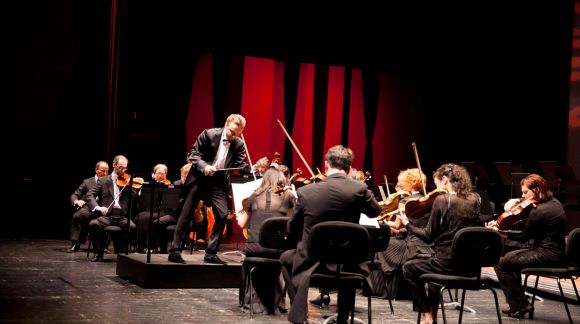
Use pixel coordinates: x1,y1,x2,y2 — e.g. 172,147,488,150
231,179,263,212
359,213,380,228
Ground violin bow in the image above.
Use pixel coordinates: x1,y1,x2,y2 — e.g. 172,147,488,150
276,119,316,178
383,175,391,196
240,134,257,181
412,142,428,196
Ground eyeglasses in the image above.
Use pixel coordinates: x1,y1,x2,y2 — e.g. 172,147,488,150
116,166,128,171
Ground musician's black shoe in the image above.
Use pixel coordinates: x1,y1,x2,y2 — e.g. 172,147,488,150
309,294,330,307
90,255,104,262
168,252,186,264
67,242,80,253
204,254,227,265
508,303,534,319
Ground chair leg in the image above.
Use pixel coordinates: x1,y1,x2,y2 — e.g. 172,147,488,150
439,286,448,324
484,286,503,324
556,278,573,324
367,292,372,324
249,267,256,319
457,289,467,324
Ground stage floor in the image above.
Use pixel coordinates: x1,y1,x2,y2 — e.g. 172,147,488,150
0,238,578,323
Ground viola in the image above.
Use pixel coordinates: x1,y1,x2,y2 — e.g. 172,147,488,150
404,188,447,220
117,173,144,189
496,197,538,231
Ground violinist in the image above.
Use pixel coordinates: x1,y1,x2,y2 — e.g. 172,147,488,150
400,163,481,324
236,168,296,315
253,156,270,176
375,168,433,299
487,174,566,319
86,155,137,262
136,164,173,253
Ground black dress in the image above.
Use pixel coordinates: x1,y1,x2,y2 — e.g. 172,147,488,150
241,189,294,314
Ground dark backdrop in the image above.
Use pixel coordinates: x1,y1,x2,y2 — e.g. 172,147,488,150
7,1,575,239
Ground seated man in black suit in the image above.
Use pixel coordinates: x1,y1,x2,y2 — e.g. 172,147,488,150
67,161,109,253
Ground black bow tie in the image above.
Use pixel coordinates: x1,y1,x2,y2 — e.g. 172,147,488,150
223,139,232,144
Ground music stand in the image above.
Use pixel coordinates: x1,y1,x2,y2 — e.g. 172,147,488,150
510,172,530,198
140,183,181,263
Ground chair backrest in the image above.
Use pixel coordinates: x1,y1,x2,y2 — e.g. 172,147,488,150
566,227,580,268
258,216,294,251
451,227,502,275
307,221,370,265
363,224,390,254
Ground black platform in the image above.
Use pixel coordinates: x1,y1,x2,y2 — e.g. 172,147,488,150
116,250,245,288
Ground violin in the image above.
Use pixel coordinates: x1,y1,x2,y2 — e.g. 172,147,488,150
403,188,447,220
117,173,144,189
496,197,538,231
290,168,312,188
158,179,171,185
377,190,411,221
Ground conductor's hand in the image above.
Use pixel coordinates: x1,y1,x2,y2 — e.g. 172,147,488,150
205,165,217,176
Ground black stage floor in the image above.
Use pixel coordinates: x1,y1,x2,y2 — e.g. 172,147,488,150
1,238,579,323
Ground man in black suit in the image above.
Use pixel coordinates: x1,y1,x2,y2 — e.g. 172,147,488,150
67,161,109,253
86,155,137,262
281,145,382,324
168,114,251,264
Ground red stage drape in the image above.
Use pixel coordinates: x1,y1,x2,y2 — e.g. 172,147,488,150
322,66,345,169
292,63,316,177
347,69,367,170
186,54,214,152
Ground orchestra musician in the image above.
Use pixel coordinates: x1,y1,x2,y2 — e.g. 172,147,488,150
400,163,482,324
168,114,251,265
236,167,296,315
280,145,382,324
136,164,172,253
375,168,433,299
86,155,137,262
67,160,109,253
486,173,566,319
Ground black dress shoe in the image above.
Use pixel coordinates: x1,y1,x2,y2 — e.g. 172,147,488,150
501,309,513,315
204,254,227,265
67,243,80,253
90,255,103,262
168,252,186,264
309,293,330,307
508,303,534,319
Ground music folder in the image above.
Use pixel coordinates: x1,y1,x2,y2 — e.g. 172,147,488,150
139,183,182,211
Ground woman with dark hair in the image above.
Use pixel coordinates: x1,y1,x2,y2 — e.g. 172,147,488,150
487,173,566,319
236,168,296,315
400,163,482,324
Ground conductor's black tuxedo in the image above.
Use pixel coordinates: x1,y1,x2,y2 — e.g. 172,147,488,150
170,127,249,254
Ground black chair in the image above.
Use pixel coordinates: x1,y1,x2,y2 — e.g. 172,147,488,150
307,221,373,324
363,224,394,315
240,216,293,318
520,227,580,324
86,225,123,259
418,227,503,324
